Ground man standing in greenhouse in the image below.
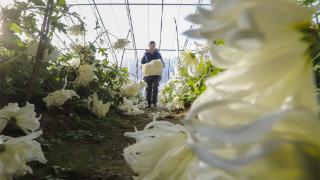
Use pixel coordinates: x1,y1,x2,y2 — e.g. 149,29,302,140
141,41,165,108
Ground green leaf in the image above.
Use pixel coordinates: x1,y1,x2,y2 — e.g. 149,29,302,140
30,0,46,6
9,23,22,34
56,0,66,7
214,39,225,46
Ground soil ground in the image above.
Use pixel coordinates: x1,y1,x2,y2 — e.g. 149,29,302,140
13,107,185,180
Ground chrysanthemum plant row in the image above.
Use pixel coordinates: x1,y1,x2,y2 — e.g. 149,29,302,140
0,0,145,117
160,49,222,111
0,0,144,178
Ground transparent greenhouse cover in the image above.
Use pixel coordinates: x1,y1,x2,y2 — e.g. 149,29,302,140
0,0,210,82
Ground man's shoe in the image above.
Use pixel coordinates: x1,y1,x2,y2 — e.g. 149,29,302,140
147,105,151,108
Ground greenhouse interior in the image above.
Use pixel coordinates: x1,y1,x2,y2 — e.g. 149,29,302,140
0,0,319,179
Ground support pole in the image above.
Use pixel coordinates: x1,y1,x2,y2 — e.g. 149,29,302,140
167,58,171,81
120,29,131,68
159,0,164,50
125,0,139,81
26,0,54,101
174,18,180,60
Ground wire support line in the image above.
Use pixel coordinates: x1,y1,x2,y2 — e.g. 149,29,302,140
87,0,105,44
120,29,131,68
108,0,121,36
125,0,139,80
183,0,204,48
168,0,183,72
174,18,180,58
91,0,119,63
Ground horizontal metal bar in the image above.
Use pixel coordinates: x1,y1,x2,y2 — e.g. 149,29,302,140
61,47,189,52
121,48,185,52
68,3,210,7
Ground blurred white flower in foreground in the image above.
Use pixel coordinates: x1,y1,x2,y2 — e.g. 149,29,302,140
0,103,40,134
0,131,47,180
123,121,194,180
43,89,79,108
124,0,320,179
120,81,146,97
87,93,111,117
112,38,130,49
183,0,319,178
75,64,95,87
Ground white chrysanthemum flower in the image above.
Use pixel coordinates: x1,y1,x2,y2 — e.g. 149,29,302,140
118,97,144,115
180,50,198,67
71,44,95,61
123,121,195,180
88,93,111,117
150,111,169,121
166,97,185,111
0,131,47,180
112,38,130,49
74,64,95,87
25,41,58,61
68,58,81,68
186,0,317,131
43,89,79,108
68,24,86,36
120,81,146,97
182,0,320,178
127,106,144,116
173,82,191,96
158,91,168,105
124,119,260,180
159,79,190,109
142,59,164,76
136,101,147,109
0,103,19,132
180,50,199,76
195,43,211,57
0,103,40,134
185,0,314,70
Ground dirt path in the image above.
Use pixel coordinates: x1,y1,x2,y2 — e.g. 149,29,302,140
17,108,184,180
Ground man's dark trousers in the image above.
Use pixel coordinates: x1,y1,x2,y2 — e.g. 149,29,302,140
144,75,160,106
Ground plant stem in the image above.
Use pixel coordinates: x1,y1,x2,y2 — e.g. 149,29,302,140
26,0,54,102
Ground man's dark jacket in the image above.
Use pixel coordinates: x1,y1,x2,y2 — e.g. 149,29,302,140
141,49,165,81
